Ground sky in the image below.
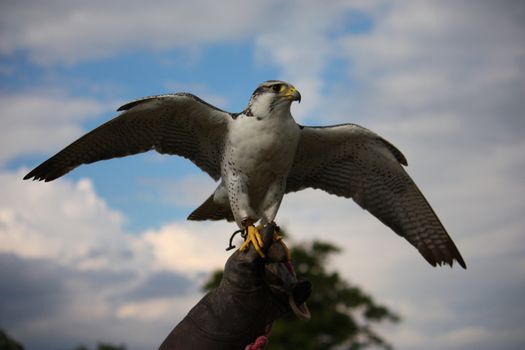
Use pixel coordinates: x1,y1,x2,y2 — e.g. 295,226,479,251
1,1,524,349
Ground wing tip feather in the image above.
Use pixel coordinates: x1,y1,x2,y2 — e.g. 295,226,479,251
417,241,467,269
23,163,68,182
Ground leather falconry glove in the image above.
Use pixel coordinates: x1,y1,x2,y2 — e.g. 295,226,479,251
159,223,311,350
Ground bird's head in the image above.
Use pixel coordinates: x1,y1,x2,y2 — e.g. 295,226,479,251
244,80,301,118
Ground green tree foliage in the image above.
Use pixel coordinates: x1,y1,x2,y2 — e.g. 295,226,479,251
0,329,24,350
203,239,400,350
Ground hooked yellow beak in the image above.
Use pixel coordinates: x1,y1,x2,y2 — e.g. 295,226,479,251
283,86,301,103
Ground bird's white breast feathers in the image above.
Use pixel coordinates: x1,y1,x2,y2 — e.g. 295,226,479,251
227,114,299,177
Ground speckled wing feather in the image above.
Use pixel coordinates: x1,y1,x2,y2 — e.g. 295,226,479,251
286,124,466,268
24,93,232,182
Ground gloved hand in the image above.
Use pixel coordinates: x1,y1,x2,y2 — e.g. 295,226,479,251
159,223,311,350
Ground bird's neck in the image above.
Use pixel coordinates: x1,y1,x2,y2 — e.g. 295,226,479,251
244,97,292,120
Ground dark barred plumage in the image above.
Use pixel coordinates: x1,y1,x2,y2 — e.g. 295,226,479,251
24,93,231,182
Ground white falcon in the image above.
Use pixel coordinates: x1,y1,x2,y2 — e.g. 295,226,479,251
24,80,466,268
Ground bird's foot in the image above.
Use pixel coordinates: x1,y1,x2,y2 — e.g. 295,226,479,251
237,222,291,260
239,224,266,258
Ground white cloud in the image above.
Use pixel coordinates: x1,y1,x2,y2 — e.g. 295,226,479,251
0,169,236,349
0,170,128,268
0,0,362,122
163,81,230,109
0,169,234,274
0,92,111,166
253,1,361,121
334,0,525,139
141,221,233,273
115,295,200,322
0,0,274,65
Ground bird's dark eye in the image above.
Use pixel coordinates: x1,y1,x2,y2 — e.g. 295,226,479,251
272,84,282,92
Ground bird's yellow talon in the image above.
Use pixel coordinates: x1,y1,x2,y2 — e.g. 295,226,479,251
237,225,290,260
239,225,266,258
238,239,250,252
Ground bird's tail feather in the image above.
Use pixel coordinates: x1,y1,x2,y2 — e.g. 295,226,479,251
187,194,235,222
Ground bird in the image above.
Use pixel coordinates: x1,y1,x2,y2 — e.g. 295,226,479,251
24,80,466,268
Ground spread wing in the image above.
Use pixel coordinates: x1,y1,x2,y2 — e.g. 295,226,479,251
287,124,466,269
24,93,232,182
